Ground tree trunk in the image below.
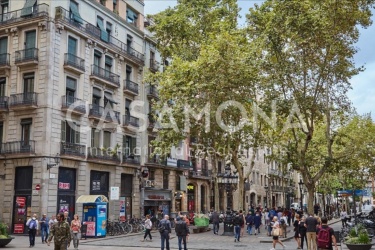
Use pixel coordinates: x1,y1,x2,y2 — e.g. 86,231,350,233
306,185,315,215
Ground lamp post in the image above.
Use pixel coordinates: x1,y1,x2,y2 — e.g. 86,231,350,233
264,185,269,208
298,179,304,211
217,164,238,236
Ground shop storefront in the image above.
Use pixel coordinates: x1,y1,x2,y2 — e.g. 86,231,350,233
57,167,76,215
120,174,133,221
90,170,110,211
187,184,195,212
142,189,172,218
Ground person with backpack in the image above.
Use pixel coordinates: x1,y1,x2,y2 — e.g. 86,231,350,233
141,214,153,242
305,213,319,250
158,214,172,250
316,217,338,250
233,212,243,242
211,210,220,235
26,213,39,247
174,216,190,250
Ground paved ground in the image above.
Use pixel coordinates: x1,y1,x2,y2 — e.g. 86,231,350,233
4,219,349,250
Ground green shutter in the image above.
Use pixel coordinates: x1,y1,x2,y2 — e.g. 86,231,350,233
68,36,77,55
61,121,66,142
70,1,83,24
105,56,112,66
0,37,7,54
25,30,36,49
97,17,109,42
21,0,37,17
75,125,80,144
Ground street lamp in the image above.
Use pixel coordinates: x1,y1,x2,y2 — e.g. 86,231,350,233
216,164,238,236
298,179,304,211
264,184,269,208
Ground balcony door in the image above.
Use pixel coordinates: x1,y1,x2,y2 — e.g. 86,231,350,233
67,36,77,64
24,30,36,59
21,118,32,149
0,36,8,64
66,77,76,105
23,73,34,104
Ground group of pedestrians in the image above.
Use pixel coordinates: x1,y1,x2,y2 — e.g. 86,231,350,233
26,211,81,249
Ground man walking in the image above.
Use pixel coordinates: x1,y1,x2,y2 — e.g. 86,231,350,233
39,214,49,244
305,213,319,250
47,212,71,250
26,213,39,248
211,210,220,235
158,215,172,250
316,217,339,250
175,216,190,250
233,212,243,242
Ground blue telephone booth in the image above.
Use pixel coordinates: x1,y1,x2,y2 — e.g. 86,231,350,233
76,195,108,237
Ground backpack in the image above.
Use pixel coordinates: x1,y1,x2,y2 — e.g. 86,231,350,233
29,219,37,229
158,221,166,233
317,226,331,249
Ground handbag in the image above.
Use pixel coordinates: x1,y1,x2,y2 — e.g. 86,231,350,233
272,228,281,236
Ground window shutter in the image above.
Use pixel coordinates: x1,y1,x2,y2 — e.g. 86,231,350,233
75,125,80,144
21,0,36,17
69,0,83,24
25,30,36,49
0,37,7,54
61,121,66,142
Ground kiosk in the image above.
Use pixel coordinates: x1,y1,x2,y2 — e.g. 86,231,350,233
76,195,108,237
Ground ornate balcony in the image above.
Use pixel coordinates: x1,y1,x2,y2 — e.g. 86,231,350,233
87,147,120,163
90,65,120,88
64,53,85,74
0,53,10,69
122,154,140,165
9,92,38,110
149,59,160,73
15,48,38,67
146,85,159,100
123,79,139,96
1,140,35,154
0,96,9,113
189,169,212,179
122,114,140,128
61,96,86,116
146,155,166,166
0,4,49,26
88,104,120,123
60,142,86,157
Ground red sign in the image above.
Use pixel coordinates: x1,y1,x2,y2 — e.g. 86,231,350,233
58,182,71,190
85,222,96,236
35,184,41,191
13,224,24,234
16,197,26,207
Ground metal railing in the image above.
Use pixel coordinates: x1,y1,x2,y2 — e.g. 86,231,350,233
15,48,39,63
9,92,38,107
64,53,85,72
89,104,120,123
147,85,159,99
123,114,139,127
55,6,144,64
87,147,120,162
146,155,166,165
0,96,8,110
0,4,49,25
122,154,140,164
149,59,160,71
61,96,86,114
189,169,212,178
91,65,120,87
0,53,10,67
123,79,139,95
1,140,35,154
60,142,86,157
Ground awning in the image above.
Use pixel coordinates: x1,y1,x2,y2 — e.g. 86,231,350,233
21,0,36,17
104,92,117,104
76,195,108,203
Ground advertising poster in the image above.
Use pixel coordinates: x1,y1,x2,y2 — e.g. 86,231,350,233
85,222,95,236
119,197,125,222
13,224,24,234
97,205,107,236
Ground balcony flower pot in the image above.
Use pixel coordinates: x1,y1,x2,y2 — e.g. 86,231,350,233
344,224,373,250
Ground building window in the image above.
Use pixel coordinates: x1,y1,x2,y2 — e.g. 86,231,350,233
104,91,115,109
91,128,100,148
24,30,36,59
61,121,80,144
104,55,112,78
123,135,136,156
126,7,138,25
218,161,222,174
69,0,83,24
126,35,132,52
103,131,111,148
0,36,8,63
0,77,5,96
68,36,77,56
97,16,108,42
23,73,34,93
66,77,76,105
125,99,131,117
113,0,117,12
21,118,32,145
1,1,9,21
100,0,106,6
92,87,101,106
163,171,169,189
106,22,112,38
149,169,155,181
126,65,132,80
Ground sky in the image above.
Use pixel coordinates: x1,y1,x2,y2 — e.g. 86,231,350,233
144,0,375,119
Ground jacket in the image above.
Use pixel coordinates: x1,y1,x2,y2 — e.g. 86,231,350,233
175,221,189,236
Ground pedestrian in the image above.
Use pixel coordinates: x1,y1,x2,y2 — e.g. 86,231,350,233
271,216,286,250
64,211,71,225
305,213,319,250
26,213,39,248
299,216,307,250
47,212,71,250
49,215,57,228
340,209,347,228
70,214,81,250
40,214,49,244
233,212,242,242
142,214,153,242
239,210,246,237
316,217,339,250
175,216,189,250
246,211,254,235
211,210,220,235
293,214,301,249
158,215,171,250
254,211,262,235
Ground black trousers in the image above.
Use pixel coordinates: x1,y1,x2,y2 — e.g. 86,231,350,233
28,229,36,246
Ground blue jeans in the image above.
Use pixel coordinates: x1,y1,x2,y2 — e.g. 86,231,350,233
160,231,170,250
213,222,219,234
177,235,187,250
247,224,252,234
234,225,240,241
41,227,48,242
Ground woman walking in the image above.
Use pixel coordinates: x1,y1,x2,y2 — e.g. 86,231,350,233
293,214,301,249
271,216,285,250
299,216,307,249
142,214,153,242
70,214,81,250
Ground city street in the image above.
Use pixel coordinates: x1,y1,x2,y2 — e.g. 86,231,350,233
5,219,353,250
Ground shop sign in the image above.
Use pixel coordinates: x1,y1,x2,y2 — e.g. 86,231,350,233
110,187,120,200
58,182,71,190
147,195,165,200
16,197,26,207
13,224,24,234
187,184,194,190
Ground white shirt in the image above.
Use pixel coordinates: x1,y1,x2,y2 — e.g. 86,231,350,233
26,218,39,230
340,211,347,220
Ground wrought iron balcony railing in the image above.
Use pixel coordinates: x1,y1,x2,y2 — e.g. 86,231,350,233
15,48,38,63
123,114,140,127
91,65,120,87
89,104,120,123
9,92,38,107
64,53,85,72
149,59,160,72
0,4,49,25
61,96,86,114
147,85,159,99
0,53,10,67
122,154,140,164
123,79,139,95
60,142,86,157
87,147,120,162
0,96,9,110
1,140,35,154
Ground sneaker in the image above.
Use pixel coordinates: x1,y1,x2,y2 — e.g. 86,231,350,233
270,248,275,250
